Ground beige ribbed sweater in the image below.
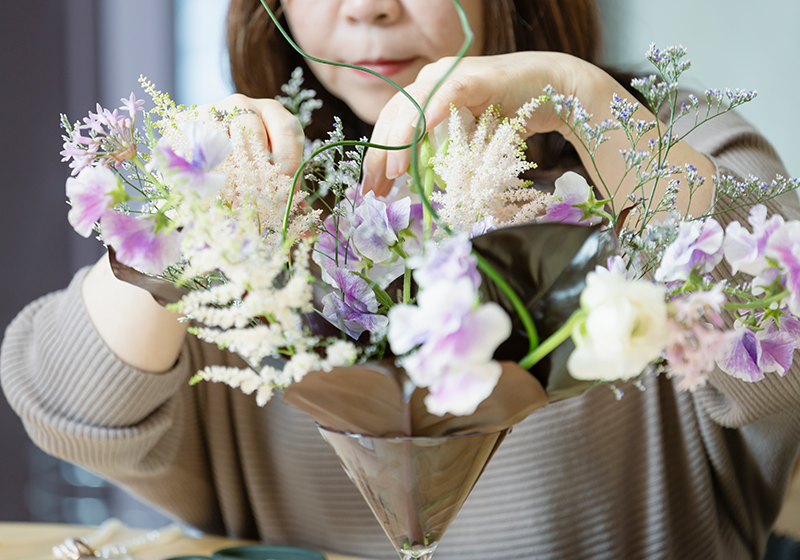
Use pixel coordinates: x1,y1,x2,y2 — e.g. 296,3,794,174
3,106,800,560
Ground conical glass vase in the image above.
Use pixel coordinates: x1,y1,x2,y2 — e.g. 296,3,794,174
318,425,509,559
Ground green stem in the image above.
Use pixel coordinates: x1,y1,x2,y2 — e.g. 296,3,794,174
473,252,538,353
132,156,169,197
403,267,411,304
724,289,789,310
518,310,585,370
423,166,435,241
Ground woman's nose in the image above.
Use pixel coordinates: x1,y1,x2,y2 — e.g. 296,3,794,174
340,0,402,25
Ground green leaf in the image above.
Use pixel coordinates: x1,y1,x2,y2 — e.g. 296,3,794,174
153,211,171,234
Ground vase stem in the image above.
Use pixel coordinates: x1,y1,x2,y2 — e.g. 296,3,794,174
397,544,437,560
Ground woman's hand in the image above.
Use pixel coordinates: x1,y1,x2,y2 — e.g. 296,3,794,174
362,51,716,218
197,93,305,176
362,52,571,195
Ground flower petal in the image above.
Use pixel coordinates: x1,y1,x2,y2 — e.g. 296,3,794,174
100,211,181,274
66,166,117,237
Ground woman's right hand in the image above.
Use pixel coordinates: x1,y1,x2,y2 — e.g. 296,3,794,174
197,93,305,176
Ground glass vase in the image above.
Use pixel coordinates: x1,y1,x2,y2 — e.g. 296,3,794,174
318,425,509,560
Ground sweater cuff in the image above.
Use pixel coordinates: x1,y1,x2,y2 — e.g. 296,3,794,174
8,267,191,428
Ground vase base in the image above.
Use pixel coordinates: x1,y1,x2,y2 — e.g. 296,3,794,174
397,544,438,559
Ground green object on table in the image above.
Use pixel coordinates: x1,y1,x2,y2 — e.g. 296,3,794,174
212,545,327,560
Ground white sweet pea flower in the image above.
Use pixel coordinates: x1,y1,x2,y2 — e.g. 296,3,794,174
568,271,669,381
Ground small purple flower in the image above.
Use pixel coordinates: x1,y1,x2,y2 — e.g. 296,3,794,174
100,211,181,274
409,233,481,290
723,204,784,275
150,121,232,198
61,97,141,175
66,166,117,237
655,218,724,282
766,222,800,317
597,255,634,279
351,192,410,263
717,322,797,381
539,171,602,226
119,93,145,117
321,267,388,340
470,215,496,238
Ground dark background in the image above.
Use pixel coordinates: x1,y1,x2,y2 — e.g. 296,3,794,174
0,0,174,525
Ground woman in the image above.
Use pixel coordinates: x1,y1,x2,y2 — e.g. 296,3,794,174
2,1,799,559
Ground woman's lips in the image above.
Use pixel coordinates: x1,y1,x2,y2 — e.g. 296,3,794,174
350,58,417,79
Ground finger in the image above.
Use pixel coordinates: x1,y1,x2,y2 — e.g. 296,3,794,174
252,99,304,176
229,99,303,175
364,84,433,196
362,91,410,196
203,94,272,162
422,74,494,130
381,76,489,186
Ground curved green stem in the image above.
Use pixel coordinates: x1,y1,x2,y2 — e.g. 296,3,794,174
724,289,789,310
518,310,585,370
261,0,539,365
473,252,539,353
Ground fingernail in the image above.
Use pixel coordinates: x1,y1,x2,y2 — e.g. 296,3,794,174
362,170,374,191
386,156,400,179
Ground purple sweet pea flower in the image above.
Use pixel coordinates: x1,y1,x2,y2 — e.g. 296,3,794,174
654,218,724,282
387,277,478,355
100,211,181,274
758,325,797,376
400,203,427,256
723,204,784,275
717,322,797,381
422,361,503,417
66,166,117,237
539,171,602,226
352,192,410,263
150,121,232,198
408,233,481,290
400,302,511,416
321,267,388,340
766,221,800,317
777,313,800,344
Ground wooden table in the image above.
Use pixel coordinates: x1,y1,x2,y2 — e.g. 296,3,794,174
0,523,370,560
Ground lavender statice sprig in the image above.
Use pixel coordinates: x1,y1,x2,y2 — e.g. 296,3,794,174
705,174,800,219
545,85,620,209
275,67,323,129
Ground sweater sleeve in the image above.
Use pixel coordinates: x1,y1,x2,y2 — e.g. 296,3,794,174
664,97,800,428
0,267,226,534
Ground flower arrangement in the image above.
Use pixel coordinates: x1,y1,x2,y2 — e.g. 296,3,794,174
59,7,800,423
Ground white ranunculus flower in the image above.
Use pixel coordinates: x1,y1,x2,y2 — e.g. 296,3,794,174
567,271,669,381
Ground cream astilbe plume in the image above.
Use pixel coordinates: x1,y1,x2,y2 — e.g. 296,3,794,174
430,99,552,233
147,87,355,404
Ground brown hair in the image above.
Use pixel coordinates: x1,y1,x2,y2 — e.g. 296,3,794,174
226,0,603,173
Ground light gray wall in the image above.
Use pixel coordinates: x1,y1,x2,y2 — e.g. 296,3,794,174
175,0,234,106
598,0,800,177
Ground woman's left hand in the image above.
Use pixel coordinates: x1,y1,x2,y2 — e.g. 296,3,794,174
362,51,576,196
362,51,716,218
